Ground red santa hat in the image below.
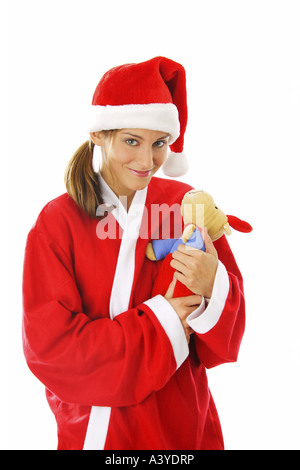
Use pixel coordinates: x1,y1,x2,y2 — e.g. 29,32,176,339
87,56,189,177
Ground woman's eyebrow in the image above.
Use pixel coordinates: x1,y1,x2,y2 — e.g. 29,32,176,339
120,132,170,141
157,134,171,140
121,132,144,140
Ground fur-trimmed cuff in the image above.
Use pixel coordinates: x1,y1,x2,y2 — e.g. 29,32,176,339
143,295,189,369
186,261,230,334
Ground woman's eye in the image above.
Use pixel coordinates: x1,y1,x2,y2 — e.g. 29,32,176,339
126,139,138,146
153,140,166,148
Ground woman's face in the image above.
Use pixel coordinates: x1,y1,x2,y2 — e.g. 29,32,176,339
92,128,170,200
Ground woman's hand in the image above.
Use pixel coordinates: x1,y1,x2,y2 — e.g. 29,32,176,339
170,227,218,299
164,276,202,343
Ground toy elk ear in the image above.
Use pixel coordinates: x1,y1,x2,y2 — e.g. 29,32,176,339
227,215,253,233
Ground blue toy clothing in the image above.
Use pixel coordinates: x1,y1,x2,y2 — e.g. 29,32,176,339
152,226,205,260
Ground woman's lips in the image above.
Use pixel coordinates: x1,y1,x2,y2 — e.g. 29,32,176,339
128,168,154,178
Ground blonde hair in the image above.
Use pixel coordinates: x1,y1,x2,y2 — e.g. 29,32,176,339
64,130,117,218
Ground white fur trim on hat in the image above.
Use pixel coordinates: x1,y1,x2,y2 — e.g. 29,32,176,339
162,152,189,177
87,103,180,144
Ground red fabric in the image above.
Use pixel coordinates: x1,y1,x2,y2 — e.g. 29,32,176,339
22,177,245,450
152,253,193,298
92,57,185,106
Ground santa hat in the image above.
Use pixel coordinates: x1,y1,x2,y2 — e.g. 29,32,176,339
87,56,189,177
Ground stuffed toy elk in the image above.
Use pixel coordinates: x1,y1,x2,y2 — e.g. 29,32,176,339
146,189,252,298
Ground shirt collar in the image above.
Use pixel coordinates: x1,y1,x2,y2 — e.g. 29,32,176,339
98,172,148,231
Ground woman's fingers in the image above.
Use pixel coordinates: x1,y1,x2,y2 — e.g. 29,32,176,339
164,278,202,344
170,241,218,298
164,275,177,300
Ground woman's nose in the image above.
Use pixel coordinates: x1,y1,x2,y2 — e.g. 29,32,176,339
137,146,154,169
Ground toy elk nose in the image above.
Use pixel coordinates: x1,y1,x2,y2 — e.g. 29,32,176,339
227,215,253,233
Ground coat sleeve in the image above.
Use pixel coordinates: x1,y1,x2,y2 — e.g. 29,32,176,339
22,229,189,408
186,235,246,368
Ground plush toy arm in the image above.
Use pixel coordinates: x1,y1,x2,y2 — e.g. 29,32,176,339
182,224,196,243
146,242,157,261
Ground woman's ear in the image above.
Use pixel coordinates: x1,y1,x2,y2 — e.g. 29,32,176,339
90,132,103,146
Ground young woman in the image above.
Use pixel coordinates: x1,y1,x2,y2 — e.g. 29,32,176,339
22,57,245,450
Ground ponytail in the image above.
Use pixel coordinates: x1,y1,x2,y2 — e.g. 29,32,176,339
64,140,103,219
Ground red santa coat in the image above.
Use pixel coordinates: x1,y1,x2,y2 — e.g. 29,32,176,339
22,176,245,450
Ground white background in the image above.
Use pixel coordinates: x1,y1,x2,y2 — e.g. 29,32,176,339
3,0,300,450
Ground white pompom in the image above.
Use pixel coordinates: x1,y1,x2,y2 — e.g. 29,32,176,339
162,152,189,177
